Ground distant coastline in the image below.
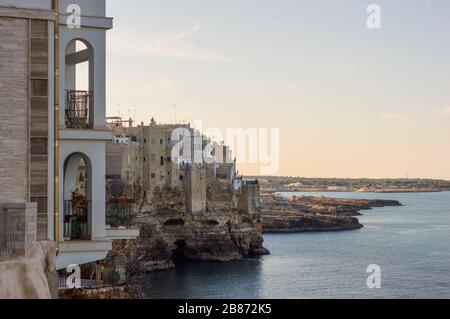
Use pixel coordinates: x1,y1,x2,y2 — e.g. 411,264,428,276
274,188,446,194
261,193,402,233
251,176,450,195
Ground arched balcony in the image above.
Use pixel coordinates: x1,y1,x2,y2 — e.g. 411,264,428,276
63,153,92,240
64,39,94,129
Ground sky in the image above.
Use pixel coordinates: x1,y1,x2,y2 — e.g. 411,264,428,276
103,0,450,179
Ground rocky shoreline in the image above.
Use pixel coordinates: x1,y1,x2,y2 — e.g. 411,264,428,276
121,182,269,273
114,189,401,276
261,194,402,233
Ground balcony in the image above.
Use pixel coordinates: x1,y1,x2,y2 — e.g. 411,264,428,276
58,256,129,290
106,200,133,228
65,90,93,129
0,208,17,257
0,202,37,258
63,200,90,240
106,200,140,240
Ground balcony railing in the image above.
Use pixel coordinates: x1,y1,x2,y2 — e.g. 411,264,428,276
58,256,129,289
63,200,90,240
106,200,134,228
0,210,16,257
65,90,93,129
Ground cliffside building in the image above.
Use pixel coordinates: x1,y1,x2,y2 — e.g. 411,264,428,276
106,117,241,213
0,0,138,272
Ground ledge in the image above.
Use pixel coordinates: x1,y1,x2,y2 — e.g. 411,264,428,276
59,14,113,30
57,240,112,270
106,227,140,240
0,6,55,20
60,129,113,141
0,202,37,210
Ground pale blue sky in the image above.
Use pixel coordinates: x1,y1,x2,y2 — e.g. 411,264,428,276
105,0,450,178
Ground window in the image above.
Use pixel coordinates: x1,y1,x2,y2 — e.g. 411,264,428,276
151,173,156,179
160,139,163,145
151,138,155,145
160,156,164,165
151,153,156,162
143,157,146,162
144,138,147,143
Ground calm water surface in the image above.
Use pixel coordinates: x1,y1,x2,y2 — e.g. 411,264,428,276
143,192,450,299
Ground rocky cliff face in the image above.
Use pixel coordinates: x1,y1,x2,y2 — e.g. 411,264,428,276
261,195,402,233
126,182,269,273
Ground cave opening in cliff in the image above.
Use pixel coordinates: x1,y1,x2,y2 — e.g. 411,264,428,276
171,240,190,264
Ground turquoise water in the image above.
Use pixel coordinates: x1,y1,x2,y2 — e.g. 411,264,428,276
143,192,450,299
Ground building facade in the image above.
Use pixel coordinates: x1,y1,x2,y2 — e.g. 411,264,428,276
0,0,137,270
107,117,240,213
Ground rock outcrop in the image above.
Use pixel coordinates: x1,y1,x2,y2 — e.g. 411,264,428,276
126,182,269,273
59,286,140,299
261,195,402,233
0,241,56,299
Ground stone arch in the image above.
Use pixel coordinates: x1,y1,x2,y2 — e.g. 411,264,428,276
63,152,93,240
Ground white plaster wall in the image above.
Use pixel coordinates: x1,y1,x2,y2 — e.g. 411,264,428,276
59,140,106,242
59,0,105,17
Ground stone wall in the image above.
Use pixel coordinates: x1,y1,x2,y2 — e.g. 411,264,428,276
0,14,51,240
238,181,261,215
0,16,29,203
182,164,207,213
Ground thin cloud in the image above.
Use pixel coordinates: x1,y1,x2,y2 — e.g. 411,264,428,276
441,106,450,114
381,113,416,124
109,25,240,63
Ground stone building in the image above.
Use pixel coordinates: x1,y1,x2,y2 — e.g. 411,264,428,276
106,117,141,183
106,116,241,213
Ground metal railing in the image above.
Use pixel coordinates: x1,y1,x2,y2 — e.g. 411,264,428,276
65,90,93,129
0,210,16,257
63,200,90,240
106,200,134,228
58,256,129,289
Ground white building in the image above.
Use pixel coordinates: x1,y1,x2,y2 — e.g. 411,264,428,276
0,0,138,270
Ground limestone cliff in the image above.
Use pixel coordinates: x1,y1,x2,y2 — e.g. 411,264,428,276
261,195,402,233
126,182,269,272
0,241,56,299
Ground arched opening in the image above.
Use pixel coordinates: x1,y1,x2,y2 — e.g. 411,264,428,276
163,218,186,226
63,152,92,240
65,39,94,129
171,240,190,264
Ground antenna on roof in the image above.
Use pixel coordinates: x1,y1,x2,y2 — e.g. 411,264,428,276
117,104,121,118
171,104,177,124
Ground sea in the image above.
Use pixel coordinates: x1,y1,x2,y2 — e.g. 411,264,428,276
143,191,450,299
